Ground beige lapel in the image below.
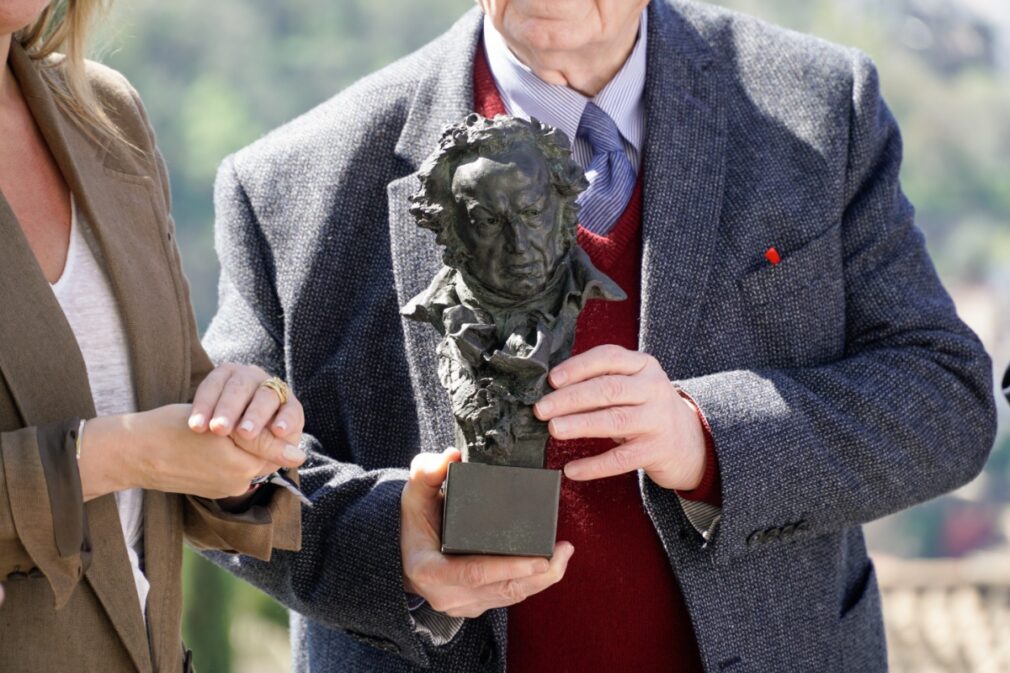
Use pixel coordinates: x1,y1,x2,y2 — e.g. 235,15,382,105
9,41,191,673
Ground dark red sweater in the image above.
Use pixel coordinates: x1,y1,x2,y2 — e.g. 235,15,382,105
473,47,718,673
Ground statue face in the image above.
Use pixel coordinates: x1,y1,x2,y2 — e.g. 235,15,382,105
450,147,567,299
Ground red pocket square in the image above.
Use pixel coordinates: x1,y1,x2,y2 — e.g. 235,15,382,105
764,247,781,266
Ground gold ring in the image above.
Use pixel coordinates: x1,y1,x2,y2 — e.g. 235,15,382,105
259,376,290,406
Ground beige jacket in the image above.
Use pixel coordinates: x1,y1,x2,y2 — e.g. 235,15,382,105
0,39,300,672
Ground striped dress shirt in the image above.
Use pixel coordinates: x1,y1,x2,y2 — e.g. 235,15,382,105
482,11,648,172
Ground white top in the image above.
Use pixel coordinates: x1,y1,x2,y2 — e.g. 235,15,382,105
482,10,648,172
51,198,149,618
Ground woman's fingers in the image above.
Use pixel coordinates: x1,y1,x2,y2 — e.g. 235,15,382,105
208,366,267,435
188,365,233,432
236,386,283,439
233,431,307,469
270,395,305,438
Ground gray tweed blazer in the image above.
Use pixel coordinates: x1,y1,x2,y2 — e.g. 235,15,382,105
202,2,997,671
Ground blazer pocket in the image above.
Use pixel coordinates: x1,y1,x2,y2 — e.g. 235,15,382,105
836,561,887,672
737,223,842,306
734,224,846,365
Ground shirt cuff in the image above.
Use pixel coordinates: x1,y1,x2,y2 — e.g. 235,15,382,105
674,389,722,506
406,593,464,646
673,388,723,540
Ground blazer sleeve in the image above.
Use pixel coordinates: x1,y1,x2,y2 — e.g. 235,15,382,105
126,86,301,560
199,156,438,667
0,419,90,608
642,53,998,564
1002,364,1009,406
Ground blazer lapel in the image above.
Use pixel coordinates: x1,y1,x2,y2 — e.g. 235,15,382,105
11,44,189,415
387,8,484,455
639,1,727,379
9,42,190,673
0,198,94,426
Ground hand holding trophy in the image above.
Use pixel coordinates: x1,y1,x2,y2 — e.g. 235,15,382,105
399,113,625,615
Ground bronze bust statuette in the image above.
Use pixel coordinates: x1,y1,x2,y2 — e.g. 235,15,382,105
402,113,625,556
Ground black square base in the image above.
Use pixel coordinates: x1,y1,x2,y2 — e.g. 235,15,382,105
441,461,561,557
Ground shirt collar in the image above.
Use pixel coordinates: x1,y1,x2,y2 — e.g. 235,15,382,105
482,10,647,153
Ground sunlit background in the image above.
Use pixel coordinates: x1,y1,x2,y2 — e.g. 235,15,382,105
97,1,1010,671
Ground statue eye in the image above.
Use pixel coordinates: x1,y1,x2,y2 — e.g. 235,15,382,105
520,207,542,218
474,211,500,230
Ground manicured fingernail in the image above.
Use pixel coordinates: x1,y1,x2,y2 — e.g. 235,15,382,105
188,413,205,429
274,419,288,433
283,444,306,462
550,418,569,437
211,416,230,431
239,420,254,433
551,370,568,387
535,399,552,416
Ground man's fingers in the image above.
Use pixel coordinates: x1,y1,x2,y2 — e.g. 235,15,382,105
271,396,305,438
189,365,233,432
438,552,551,589
440,542,575,616
407,448,461,494
534,374,647,420
209,371,264,435
548,345,652,389
548,405,647,441
564,441,651,481
236,387,282,439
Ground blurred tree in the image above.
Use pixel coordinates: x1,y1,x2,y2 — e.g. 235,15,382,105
182,550,233,673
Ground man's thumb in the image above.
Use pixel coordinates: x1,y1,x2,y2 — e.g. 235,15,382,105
408,447,460,493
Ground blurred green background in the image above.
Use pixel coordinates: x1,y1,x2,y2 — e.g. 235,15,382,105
95,1,1010,670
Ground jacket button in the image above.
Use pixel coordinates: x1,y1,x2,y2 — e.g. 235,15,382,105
763,526,782,542
747,530,765,546
795,519,810,532
781,523,796,538
479,642,495,665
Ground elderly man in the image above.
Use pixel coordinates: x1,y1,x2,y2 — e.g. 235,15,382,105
204,1,997,672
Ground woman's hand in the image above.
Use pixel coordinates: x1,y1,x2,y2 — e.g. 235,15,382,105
187,363,304,443
78,405,306,501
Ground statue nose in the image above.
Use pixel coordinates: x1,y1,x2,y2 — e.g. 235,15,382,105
506,217,531,252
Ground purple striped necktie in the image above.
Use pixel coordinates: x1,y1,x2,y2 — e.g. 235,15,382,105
575,102,637,235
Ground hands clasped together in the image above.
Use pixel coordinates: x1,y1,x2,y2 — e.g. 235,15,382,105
78,364,307,502
401,344,707,618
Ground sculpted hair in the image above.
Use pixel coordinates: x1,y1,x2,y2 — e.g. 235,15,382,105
15,0,129,147
410,113,588,267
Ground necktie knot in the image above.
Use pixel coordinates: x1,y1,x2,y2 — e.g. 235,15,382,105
574,103,636,235
576,102,626,155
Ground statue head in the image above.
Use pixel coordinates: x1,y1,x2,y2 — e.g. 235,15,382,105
410,114,587,301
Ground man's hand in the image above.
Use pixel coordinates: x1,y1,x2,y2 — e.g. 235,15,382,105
534,344,707,490
401,448,574,619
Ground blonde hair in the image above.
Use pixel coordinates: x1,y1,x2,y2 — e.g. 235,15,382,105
15,0,128,147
